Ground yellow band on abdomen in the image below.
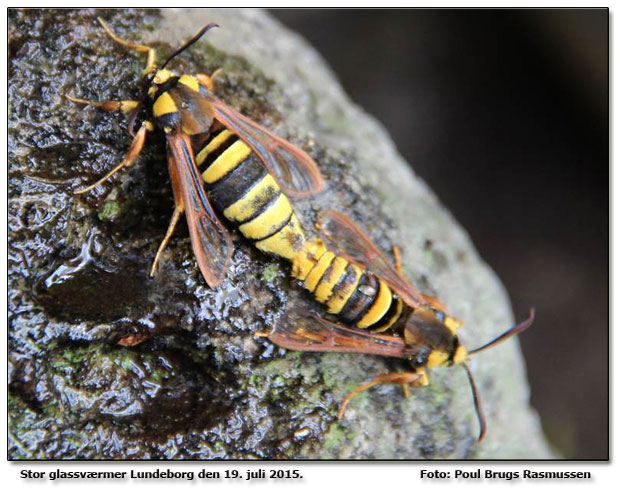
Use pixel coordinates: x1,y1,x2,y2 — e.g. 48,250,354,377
223,174,279,223
202,140,252,184
238,194,292,241
255,215,305,260
303,251,336,295
292,239,328,281
371,298,403,333
326,264,363,314
196,130,235,166
357,280,392,328
314,256,349,304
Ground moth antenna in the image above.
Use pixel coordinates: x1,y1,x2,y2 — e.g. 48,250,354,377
161,22,219,70
462,363,486,442
469,309,535,355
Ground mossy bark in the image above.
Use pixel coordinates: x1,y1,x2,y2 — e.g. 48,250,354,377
8,8,552,459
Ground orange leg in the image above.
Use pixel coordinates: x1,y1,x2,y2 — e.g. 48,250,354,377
149,151,187,277
338,370,426,420
392,245,403,275
196,68,224,91
74,121,152,195
65,94,139,114
402,383,410,398
149,205,184,277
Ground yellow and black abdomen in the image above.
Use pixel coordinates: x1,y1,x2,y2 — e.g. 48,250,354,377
195,128,402,332
196,128,305,260
292,239,404,332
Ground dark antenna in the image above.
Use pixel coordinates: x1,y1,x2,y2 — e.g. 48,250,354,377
462,309,534,441
462,364,487,442
469,309,535,355
161,22,219,70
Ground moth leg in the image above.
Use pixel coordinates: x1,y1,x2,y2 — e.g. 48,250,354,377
74,121,152,195
150,206,184,277
196,68,224,91
149,150,187,277
338,369,428,420
97,17,156,71
402,383,410,398
65,94,139,114
393,245,403,275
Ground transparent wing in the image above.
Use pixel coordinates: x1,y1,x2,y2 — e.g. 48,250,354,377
316,210,430,309
166,133,232,288
268,309,413,358
208,95,324,198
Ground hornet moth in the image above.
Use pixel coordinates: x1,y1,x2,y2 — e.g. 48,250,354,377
67,17,324,289
269,210,535,442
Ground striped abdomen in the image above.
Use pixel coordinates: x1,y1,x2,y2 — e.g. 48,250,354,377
195,128,403,332
196,128,305,260
291,239,404,332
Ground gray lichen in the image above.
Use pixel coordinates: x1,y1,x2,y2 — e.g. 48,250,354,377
8,8,552,459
